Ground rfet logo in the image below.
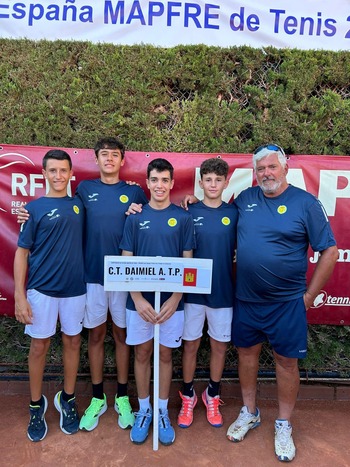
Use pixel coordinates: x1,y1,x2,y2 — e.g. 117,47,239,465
0,152,35,169
0,152,35,213
183,268,197,287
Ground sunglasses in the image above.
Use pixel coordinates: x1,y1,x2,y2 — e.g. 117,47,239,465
253,144,286,157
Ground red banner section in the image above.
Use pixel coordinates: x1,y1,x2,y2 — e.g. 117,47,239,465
0,144,348,324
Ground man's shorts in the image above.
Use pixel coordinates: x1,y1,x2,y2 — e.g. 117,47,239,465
84,283,128,329
126,309,184,348
231,297,308,359
183,303,232,342
25,289,86,339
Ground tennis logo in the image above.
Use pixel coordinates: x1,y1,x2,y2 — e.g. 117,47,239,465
221,217,230,226
183,268,197,286
168,218,177,227
119,195,129,203
277,205,287,214
73,205,80,214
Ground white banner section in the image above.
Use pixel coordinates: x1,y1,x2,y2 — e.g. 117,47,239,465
1,1,350,50
104,256,213,293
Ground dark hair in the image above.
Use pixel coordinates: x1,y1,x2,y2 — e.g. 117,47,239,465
200,158,229,178
147,158,174,179
94,137,125,159
42,149,72,170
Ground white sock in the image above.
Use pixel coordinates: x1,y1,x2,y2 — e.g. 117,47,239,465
158,398,168,413
138,396,151,412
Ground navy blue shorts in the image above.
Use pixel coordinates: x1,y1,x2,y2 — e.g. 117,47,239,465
231,297,308,359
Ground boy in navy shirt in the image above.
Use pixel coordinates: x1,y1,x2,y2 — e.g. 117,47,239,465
14,150,86,442
120,158,195,446
178,158,237,429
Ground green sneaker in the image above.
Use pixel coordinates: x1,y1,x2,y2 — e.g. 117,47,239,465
114,395,135,429
79,395,107,432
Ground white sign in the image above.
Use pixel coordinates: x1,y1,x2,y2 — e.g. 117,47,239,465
1,1,350,51
104,256,213,293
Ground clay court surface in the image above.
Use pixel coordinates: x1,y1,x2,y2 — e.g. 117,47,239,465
1,380,349,467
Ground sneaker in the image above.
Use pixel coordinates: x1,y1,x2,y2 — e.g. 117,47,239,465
227,406,261,442
54,391,79,435
114,395,135,429
130,408,152,444
79,395,108,431
27,395,48,442
201,388,224,427
177,391,197,428
275,420,296,462
159,409,175,446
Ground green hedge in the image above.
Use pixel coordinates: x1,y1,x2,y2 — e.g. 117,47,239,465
1,39,349,378
1,39,350,154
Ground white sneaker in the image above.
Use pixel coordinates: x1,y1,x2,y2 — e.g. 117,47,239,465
227,406,261,442
274,420,296,462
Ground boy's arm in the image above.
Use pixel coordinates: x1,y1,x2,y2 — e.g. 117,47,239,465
122,249,157,323
13,247,33,324
157,249,193,324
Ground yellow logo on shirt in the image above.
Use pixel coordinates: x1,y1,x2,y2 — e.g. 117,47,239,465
73,205,80,214
168,218,177,227
119,195,129,204
277,205,287,214
222,217,230,226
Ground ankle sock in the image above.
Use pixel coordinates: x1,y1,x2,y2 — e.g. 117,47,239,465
30,395,43,407
159,398,168,412
139,396,151,412
183,381,194,397
208,379,220,397
92,382,104,400
117,382,128,398
62,390,74,402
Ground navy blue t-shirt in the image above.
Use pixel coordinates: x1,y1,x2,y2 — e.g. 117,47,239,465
76,179,148,285
186,201,238,308
18,196,85,297
235,185,336,302
120,203,195,310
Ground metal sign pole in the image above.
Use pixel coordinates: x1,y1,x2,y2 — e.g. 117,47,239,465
152,291,160,451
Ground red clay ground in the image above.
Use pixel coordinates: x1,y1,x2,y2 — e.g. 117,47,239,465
1,380,349,467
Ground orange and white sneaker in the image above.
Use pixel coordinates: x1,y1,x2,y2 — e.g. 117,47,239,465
177,391,197,428
201,388,224,427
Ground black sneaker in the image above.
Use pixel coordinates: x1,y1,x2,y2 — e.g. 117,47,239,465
27,395,48,442
54,391,79,435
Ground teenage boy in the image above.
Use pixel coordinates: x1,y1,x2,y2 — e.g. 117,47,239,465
77,137,148,432
120,158,195,446
14,150,86,442
178,158,238,429
18,138,148,432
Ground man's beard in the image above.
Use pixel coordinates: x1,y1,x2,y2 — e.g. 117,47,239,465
258,177,282,195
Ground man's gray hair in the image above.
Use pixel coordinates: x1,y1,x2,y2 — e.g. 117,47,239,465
253,144,288,169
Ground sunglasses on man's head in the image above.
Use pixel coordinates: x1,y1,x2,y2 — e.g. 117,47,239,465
253,144,286,158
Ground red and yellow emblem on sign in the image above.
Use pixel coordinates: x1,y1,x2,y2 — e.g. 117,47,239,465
183,268,197,286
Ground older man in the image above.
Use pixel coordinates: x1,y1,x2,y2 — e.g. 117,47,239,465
227,144,338,462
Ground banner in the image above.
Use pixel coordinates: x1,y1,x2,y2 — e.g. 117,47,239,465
0,143,349,324
0,1,350,51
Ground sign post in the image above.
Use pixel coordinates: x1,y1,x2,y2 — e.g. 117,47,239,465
104,256,213,451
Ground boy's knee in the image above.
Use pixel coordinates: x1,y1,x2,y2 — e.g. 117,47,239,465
30,338,50,357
